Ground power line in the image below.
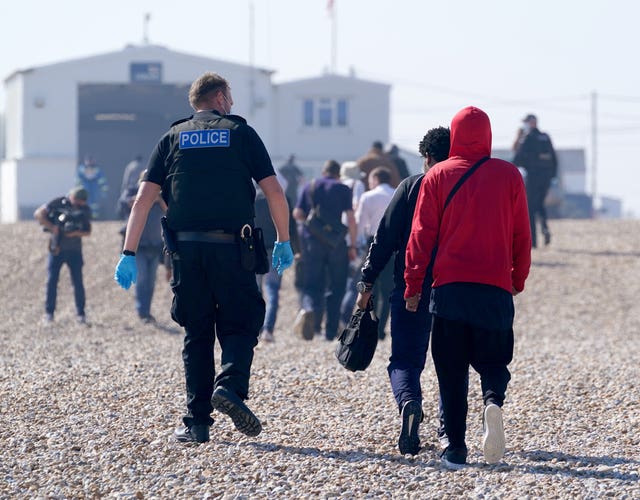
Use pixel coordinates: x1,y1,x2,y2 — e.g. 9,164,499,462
599,94,640,104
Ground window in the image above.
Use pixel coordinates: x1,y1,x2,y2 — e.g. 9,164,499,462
303,99,314,126
318,98,332,127
302,97,349,128
337,99,348,126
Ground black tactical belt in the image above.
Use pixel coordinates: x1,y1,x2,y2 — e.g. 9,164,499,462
176,231,236,244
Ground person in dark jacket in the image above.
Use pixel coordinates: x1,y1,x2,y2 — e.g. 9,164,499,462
512,114,558,247
278,154,304,207
405,106,531,468
114,72,293,445
120,170,167,323
254,184,300,342
293,160,358,341
34,187,92,325
356,126,451,456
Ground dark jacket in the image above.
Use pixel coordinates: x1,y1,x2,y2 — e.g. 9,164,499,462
45,196,92,252
513,128,558,178
254,190,300,253
145,110,275,232
361,174,425,290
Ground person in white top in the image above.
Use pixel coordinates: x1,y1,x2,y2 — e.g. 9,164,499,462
356,167,396,244
339,160,367,327
340,161,366,212
355,167,396,338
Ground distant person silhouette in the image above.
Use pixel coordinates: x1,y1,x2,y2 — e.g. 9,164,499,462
356,141,401,190
278,154,304,206
512,114,558,247
387,144,411,180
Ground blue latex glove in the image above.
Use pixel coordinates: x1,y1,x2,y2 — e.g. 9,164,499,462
114,254,137,290
272,241,294,276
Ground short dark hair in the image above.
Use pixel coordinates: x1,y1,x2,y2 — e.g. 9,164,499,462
322,159,341,177
372,140,384,150
418,127,450,162
370,166,392,185
188,72,229,109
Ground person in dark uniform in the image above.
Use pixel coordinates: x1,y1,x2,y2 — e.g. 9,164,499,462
113,72,293,444
254,184,300,342
512,114,558,247
355,127,451,455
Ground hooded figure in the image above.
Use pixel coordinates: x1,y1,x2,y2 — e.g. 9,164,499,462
404,106,531,469
405,106,530,296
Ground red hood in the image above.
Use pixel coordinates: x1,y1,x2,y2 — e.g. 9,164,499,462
449,106,492,159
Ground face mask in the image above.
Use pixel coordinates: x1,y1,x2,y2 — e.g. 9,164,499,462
222,94,232,114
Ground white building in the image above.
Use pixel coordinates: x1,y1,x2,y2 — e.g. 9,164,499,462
598,196,622,219
493,147,588,194
1,45,391,221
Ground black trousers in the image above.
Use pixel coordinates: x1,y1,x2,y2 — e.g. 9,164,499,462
170,241,265,427
526,173,552,247
431,315,513,447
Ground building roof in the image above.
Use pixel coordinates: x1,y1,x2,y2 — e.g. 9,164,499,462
4,44,274,84
276,72,390,89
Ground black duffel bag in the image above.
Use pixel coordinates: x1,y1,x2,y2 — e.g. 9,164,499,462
335,297,379,372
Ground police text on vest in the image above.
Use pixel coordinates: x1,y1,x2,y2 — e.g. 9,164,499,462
179,129,231,149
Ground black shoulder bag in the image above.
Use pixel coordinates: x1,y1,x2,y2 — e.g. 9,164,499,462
335,296,379,372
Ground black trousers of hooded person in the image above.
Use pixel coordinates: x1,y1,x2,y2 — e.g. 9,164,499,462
430,315,513,448
170,240,265,428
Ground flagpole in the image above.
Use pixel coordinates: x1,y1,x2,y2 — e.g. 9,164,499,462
328,0,336,73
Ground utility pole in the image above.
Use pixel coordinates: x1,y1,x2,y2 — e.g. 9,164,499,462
591,90,598,217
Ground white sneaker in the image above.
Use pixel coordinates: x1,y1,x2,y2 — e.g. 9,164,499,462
292,309,314,340
483,403,505,464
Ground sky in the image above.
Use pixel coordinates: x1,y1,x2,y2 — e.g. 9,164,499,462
2,0,640,216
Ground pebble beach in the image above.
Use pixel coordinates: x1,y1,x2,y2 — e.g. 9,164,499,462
1,219,638,499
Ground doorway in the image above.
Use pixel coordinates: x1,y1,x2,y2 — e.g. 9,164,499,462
77,83,191,219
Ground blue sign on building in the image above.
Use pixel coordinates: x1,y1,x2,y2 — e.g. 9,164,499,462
130,62,163,83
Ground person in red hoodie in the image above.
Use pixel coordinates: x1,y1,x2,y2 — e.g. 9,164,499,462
404,106,531,468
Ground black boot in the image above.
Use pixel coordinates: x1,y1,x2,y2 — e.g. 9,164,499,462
174,424,210,443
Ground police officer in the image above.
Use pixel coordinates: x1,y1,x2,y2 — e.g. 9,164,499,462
513,114,558,247
114,72,293,444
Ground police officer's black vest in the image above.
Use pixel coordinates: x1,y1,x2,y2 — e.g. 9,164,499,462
163,112,256,232
521,129,556,175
